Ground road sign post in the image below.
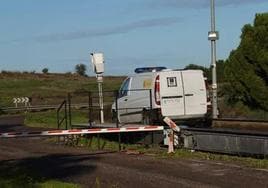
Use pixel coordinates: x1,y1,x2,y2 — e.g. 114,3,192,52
13,97,30,108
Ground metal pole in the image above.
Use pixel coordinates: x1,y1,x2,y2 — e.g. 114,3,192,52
97,75,104,124
115,91,119,128
68,93,72,129
88,92,93,127
149,89,153,124
64,102,68,130
210,0,218,119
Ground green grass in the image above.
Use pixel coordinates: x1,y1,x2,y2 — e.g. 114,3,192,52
25,110,90,129
39,180,80,188
0,179,79,188
0,165,80,188
0,73,124,107
219,99,268,120
146,148,268,169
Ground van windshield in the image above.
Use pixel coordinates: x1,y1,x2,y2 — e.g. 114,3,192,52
118,78,130,98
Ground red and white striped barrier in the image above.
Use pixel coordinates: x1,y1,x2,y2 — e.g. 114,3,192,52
0,126,164,138
163,117,180,132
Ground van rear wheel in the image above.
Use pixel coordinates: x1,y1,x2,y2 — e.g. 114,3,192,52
142,110,151,125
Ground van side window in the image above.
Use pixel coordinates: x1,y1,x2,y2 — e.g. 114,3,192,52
119,78,130,98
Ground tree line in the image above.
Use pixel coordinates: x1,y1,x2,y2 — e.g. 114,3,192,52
184,13,268,111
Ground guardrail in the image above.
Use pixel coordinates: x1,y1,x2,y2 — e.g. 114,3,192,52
181,127,268,156
0,103,111,112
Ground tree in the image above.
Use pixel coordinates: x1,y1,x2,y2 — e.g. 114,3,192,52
184,60,225,83
75,63,87,76
184,64,210,79
215,60,225,83
42,68,49,74
224,13,268,110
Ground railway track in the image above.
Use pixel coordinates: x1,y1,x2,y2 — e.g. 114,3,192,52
181,126,268,156
1,112,267,156
212,118,268,132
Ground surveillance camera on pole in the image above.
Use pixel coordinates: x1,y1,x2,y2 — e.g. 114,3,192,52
91,53,104,80
90,52,105,124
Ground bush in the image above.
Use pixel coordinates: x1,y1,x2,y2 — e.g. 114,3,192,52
42,68,49,74
75,64,87,76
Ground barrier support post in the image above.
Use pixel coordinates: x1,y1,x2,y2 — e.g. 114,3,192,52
168,130,174,153
163,117,180,154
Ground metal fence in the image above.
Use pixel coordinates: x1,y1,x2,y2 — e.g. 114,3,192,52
64,89,153,129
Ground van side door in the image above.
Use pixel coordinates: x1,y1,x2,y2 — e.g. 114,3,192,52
160,71,185,117
123,75,152,123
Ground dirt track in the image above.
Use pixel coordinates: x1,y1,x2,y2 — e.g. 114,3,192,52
0,123,268,187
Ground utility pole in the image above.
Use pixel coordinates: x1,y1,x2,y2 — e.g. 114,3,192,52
97,75,104,124
208,0,219,119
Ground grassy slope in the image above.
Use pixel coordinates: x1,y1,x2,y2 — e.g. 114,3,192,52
0,72,125,128
0,72,125,106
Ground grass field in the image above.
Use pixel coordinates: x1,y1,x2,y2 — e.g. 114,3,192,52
0,163,80,188
0,72,125,107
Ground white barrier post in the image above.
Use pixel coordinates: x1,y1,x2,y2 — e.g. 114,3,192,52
167,129,174,153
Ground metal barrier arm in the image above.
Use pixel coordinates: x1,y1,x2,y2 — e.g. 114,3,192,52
0,126,164,138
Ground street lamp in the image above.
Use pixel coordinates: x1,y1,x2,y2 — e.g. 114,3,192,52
90,52,105,124
208,0,219,119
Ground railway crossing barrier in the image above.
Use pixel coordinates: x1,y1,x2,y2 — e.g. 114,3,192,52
0,125,164,151
0,126,164,138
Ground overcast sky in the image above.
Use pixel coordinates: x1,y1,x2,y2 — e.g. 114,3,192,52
0,0,268,75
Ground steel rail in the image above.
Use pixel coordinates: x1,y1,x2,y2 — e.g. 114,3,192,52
213,118,268,123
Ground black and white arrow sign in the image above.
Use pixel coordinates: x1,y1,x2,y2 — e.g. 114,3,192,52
13,97,30,104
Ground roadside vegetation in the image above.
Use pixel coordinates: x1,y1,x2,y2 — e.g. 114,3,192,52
184,13,268,120
159,149,268,169
25,110,89,129
0,164,79,188
0,72,124,107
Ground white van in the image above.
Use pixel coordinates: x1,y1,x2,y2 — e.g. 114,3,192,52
112,67,209,125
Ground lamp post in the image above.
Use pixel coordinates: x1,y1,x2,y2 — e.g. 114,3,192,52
208,0,219,119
